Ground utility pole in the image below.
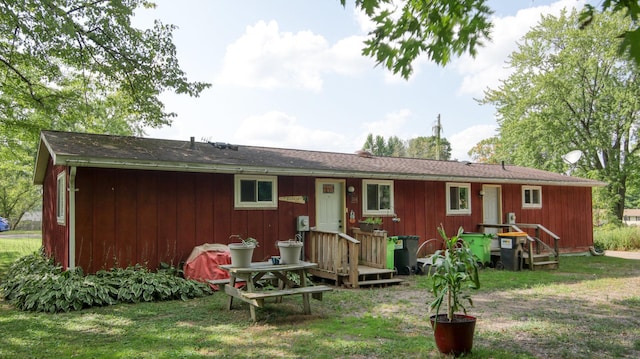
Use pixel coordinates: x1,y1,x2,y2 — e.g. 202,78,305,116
433,114,442,160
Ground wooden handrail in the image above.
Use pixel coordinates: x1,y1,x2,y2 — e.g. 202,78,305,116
352,228,388,269
308,229,361,287
478,223,560,270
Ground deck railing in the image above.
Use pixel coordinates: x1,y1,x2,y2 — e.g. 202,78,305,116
478,223,560,269
307,229,360,287
351,228,388,269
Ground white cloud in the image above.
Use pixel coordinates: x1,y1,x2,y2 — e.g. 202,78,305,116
233,111,355,152
232,109,417,154
362,109,411,137
449,124,498,161
455,0,585,97
215,20,371,91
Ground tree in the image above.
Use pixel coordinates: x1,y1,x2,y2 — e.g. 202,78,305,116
467,136,502,164
1,0,208,138
362,134,406,156
0,0,209,228
406,136,451,160
481,10,640,221
346,0,640,79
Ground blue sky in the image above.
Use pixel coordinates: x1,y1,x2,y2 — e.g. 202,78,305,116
134,0,587,160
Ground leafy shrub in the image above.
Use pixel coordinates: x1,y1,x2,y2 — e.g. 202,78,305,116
0,252,212,313
594,226,640,251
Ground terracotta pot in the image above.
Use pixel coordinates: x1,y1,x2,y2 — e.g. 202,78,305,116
430,314,476,356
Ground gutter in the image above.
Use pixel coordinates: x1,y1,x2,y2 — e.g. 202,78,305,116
68,166,76,269
56,157,606,188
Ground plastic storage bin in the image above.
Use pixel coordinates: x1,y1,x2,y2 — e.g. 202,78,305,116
497,232,527,271
459,233,492,265
387,236,397,270
394,235,420,274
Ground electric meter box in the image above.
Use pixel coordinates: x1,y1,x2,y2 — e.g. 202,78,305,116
296,216,310,231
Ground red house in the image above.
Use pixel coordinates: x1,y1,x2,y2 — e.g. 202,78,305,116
34,131,604,283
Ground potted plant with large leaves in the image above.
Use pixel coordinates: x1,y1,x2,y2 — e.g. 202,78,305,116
427,225,480,356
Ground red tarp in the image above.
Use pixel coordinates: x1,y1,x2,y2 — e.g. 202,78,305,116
183,243,231,290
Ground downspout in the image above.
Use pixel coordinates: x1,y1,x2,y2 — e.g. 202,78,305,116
69,167,77,269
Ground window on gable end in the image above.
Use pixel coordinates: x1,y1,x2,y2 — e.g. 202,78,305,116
57,172,66,224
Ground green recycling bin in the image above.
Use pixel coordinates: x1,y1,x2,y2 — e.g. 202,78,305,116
387,236,398,270
460,232,492,265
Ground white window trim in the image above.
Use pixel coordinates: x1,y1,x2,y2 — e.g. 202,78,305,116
446,182,471,215
56,172,66,224
234,175,278,209
522,185,542,209
362,179,394,216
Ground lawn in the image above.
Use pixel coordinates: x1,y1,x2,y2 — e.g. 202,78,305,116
0,233,40,278
1,236,639,358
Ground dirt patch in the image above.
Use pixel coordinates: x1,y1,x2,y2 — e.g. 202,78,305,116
345,265,640,358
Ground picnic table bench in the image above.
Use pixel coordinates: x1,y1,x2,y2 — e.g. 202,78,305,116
219,261,332,321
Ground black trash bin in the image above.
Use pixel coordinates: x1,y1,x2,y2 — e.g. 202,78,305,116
394,235,420,274
394,247,410,275
497,232,526,271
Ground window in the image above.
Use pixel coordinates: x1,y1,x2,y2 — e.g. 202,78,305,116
56,172,66,224
362,180,394,216
522,186,542,208
446,183,471,215
234,175,277,209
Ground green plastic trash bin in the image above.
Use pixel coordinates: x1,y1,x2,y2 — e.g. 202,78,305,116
387,236,398,270
460,233,492,265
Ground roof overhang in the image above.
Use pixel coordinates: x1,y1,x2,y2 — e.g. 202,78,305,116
42,154,606,188
33,133,56,185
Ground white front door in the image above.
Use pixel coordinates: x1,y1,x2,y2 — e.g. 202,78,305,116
315,180,344,232
482,185,501,234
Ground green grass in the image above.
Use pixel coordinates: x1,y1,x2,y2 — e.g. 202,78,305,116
1,237,640,358
594,226,640,250
0,234,40,278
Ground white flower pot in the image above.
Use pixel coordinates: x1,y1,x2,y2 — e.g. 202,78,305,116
228,243,255,268
277,241,303,265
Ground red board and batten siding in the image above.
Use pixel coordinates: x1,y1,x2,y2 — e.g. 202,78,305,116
45,163,595,273
41,159,68,268
499,184,594,251
371,181,593,252
72,167,316,273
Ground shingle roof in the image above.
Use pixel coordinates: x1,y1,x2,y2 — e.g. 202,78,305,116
34,130,605,187
623,209,640,217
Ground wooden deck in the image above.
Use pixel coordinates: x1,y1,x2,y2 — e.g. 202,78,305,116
307,229,404,288
310,264,403,288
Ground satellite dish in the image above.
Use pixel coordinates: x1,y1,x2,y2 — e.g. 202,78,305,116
561,150,583,175
562,150,583,165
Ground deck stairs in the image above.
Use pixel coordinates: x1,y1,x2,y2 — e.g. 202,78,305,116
522,251,559,270
339,265,403,288
480,223,561,271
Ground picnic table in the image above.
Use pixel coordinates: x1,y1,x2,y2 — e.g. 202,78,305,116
219,261,332,321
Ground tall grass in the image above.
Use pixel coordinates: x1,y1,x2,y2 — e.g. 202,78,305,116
594,225,640,250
